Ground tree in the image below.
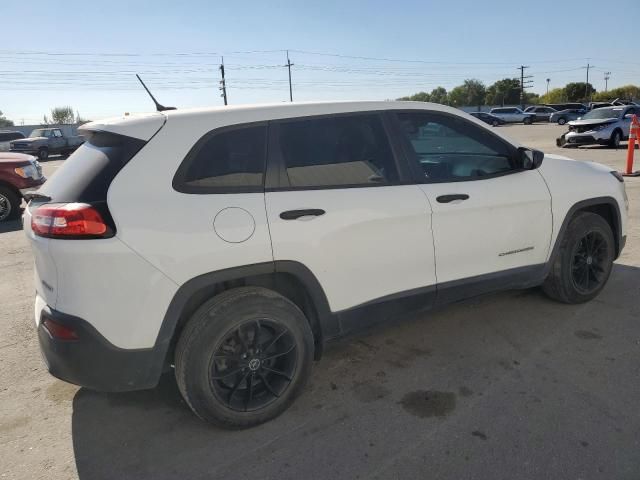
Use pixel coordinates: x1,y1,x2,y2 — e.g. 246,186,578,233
564,82,595,102
0,110,14,127
429,87,448,104
485,78,521,105
447,79,486,107
593,85,640,102
398,91,431,102
539,88,567,104
43,106,75,125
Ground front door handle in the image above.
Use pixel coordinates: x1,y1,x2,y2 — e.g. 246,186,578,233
436,194,469,203
280,209,326,220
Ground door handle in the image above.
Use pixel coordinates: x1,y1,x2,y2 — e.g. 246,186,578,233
436,194,469,203
280,209,326,220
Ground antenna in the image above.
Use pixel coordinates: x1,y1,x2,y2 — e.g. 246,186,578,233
135,74,176,112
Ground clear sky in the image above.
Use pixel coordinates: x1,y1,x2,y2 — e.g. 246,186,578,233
2,0,639,124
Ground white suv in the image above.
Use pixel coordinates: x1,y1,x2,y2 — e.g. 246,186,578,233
24,102,628,428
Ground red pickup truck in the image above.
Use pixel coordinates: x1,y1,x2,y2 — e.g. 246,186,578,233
0,152,46,222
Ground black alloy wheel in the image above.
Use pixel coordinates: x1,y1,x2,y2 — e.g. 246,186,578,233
210,320,297,412
570,231,609,295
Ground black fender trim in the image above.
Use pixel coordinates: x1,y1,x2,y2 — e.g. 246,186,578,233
545,196,623,275
152,261,337,379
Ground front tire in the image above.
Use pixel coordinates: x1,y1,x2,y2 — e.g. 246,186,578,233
175,287,314,429
491,119,499,127
37,148,49,160
558,117,567,125
609,129,622,149
543,212,615,304
0,186,21,222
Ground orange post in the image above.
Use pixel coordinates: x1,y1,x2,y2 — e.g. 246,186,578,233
623,114,640,177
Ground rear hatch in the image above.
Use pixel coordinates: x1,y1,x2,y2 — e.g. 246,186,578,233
24,113,165,312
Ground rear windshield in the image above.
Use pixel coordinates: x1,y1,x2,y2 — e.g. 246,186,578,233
39,131,145,203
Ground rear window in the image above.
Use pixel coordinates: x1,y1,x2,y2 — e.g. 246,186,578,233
276,114,398,188
38,131,145,203
174,125,267,193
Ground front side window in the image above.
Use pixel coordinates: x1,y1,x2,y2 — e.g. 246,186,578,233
395,112,516,182
277,114,398,188
176,125,267,192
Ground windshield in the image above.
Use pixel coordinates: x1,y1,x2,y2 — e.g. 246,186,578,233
583,107,624,120
29,129,48,138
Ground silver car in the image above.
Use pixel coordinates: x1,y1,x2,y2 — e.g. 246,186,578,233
558,105,640,148
489,107,536,124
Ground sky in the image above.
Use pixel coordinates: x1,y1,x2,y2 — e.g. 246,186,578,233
2,0,639,124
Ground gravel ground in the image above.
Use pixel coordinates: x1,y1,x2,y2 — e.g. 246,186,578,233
1,123,639,480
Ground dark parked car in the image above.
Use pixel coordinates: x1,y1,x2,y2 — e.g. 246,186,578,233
10,128,84,160
469,111,505,126
544,103,586,112
0,152,45,221
524,106,558,121
549,108,587,125
0,131,25,152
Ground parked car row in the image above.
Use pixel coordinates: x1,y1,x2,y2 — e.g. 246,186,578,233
8,128,84,160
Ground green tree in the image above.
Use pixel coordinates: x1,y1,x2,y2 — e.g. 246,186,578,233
43,106,75,125
447,79,486,107
564,82,595,102
398,91,431,102
592,85,640,102
485,78,521,105
429,87,448,104
0,110,14,127
539,88,567,104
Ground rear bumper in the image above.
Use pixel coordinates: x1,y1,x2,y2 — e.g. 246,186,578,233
37,305,165,392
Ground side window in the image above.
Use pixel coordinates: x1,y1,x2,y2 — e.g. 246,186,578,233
175,125,267,192
395,112,516,182
54,130,63,137
277,114,398,188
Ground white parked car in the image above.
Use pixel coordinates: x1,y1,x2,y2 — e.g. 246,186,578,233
489,107,537,124
559,105,640,148
24,101,628,428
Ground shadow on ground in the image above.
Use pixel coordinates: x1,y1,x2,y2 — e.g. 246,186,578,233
71,263,640,480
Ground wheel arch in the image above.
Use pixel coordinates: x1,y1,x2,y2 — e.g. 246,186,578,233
549,197,623,268
0,180,21,198
156,261,336,370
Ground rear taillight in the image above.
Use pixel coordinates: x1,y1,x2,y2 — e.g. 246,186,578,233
42,317,79,341
31,203,110,238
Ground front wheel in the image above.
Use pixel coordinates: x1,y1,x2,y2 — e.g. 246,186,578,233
491,119,499,127
0,186,21,222
37,148,49,160
558,117,567,125
175,287,314,429
543,212,615,304
609,130,622,149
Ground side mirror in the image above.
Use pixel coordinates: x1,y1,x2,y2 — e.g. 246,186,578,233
519,148,544,170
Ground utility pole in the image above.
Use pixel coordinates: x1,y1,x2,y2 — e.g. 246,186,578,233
219,56,228,106
518,65,533,109
583,63,593,102
546,78,550,96
284,50,294,102
604,71,611,93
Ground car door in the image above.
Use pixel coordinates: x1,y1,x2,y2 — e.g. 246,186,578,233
391,110,552,302
50,129,65,151
264,112,437,322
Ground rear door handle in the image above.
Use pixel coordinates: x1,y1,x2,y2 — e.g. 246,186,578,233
436,194,469,203
280,209,326,220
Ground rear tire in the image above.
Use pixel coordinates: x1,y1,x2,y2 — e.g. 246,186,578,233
175,287,314,429
0,186,21,222
543,212,615,304
523,117,532,125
